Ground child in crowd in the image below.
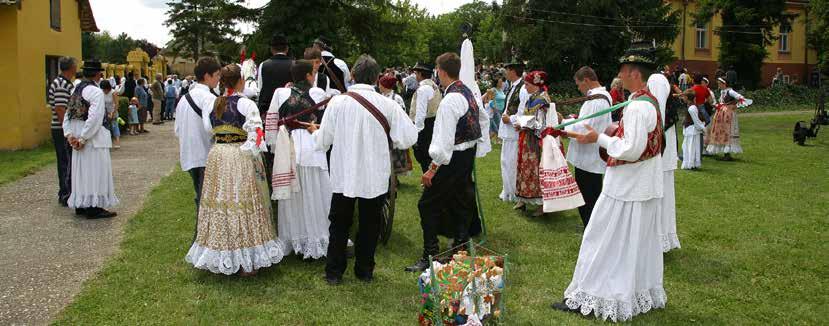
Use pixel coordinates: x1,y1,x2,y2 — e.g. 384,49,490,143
128,97,140,135
681,90,706,170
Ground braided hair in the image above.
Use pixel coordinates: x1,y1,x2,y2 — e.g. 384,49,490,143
212,64,242,118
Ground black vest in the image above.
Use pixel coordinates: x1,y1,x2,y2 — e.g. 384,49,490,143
321,55,346,93
504,80,524,115
257,54,294,114
444,81,482,145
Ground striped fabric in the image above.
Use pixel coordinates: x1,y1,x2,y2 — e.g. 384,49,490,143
47,76,74,129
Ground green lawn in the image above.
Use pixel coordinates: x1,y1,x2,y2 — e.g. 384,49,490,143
0,141,55,186
55,113,828,324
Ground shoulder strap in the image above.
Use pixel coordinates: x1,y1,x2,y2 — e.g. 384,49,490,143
343,92,392,150
185,93,202,117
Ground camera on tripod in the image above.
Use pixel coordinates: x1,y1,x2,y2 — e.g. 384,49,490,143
793,79,828,146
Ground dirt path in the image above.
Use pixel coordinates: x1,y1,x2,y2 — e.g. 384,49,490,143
0,122,179,325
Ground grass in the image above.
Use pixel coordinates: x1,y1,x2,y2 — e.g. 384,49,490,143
54,112,828,325
0,141,56,186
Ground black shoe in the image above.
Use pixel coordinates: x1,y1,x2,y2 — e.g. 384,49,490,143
59,199,69,207
74,208,89,216
323,275,342,285
551,299,580,314
86,208,117,219
355,274,374,283
404,258,430,272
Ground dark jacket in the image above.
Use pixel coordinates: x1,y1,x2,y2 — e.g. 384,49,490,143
257,53,294,114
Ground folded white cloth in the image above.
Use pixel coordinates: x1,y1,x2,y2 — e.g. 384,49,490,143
541,135,584,212
271,125,300,200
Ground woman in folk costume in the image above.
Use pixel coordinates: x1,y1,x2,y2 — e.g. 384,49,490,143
379,73,414,176
681,89,706,170
512,71,556,217
552,41,666,321
706,77,752,161
264,60,333,259
185,65,284,276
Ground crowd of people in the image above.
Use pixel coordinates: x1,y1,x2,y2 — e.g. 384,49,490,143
47,31,755,322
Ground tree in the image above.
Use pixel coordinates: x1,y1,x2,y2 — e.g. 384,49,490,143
82,31,158,64
808,0,829,74
500,0,680,85
245,0,430,67
164,0,258,62
695,0,792,89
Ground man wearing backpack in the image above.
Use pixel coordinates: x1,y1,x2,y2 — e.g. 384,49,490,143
62,59,118,219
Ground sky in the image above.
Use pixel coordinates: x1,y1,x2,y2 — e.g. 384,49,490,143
87,0,485,46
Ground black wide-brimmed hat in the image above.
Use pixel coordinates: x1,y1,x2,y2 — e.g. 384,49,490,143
270,34,288,47
619,40,657,69
82,59,104,72
412,62,434,72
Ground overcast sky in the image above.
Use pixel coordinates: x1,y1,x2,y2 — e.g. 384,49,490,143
87,0,487,46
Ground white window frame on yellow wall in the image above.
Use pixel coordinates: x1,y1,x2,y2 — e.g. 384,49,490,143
778,22,791,53
695,22,708,49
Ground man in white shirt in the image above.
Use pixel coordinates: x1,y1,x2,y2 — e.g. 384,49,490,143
565,66,612,226
648,72,680,252
409,62,442,173
314,54,417,284
498,61,528,205
553,42,666,321
405,52,489,272
174,57,221,225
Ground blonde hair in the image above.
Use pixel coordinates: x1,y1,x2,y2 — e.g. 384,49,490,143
610,78,622,89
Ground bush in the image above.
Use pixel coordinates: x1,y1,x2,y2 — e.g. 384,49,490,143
118,97,130,132
741,84,820,108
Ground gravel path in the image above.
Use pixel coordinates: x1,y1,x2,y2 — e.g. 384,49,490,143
0,122,179,325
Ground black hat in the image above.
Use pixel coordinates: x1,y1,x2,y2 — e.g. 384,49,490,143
270,34,288,47
82,59,104,72
619,40,657,69
313,36,332,51
412,62,434,72
504,57,525,69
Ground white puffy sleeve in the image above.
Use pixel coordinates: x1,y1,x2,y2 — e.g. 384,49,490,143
597,101,656,161
428,94,466,166
238,97,268,154
689,106,706,131
202,98,215,134
389,98,418,150
265,88,291,147
314,95,342,152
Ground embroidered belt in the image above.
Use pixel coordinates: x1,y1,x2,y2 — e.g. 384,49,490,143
214,133,247,144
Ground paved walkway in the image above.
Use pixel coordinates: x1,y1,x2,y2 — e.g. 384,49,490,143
0,123,179,325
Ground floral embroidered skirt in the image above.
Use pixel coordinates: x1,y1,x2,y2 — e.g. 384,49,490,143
185,143,285,275
516,130,542,205
706,106,742,154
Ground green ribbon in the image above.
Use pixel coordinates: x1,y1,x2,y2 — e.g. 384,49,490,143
552,100,631,130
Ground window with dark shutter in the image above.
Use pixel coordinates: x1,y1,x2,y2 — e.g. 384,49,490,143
50,0,61,31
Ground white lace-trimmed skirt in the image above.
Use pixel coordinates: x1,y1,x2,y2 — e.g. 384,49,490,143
277,165,332,259
185,143,285,275
564,194,666,322
658,171,680,252
68,146,119,208
499,139,518,202
681,128,702,169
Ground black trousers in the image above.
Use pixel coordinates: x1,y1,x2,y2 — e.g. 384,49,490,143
188,167,205,240
418,146,476,259
325,192,387,279
51,129,72,203
574,167,602,227
412,117,435,173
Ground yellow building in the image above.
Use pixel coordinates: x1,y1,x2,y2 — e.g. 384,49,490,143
0,0,98,150
669,0,818,86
